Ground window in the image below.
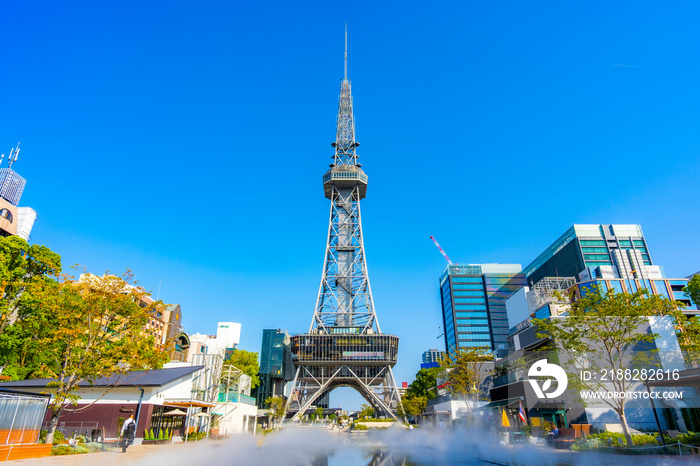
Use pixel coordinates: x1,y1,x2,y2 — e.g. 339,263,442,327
451,277,482,283
654,281,670,299
580,240,606,246
633,240,645,247
610,281,624,294
583,254,611,260
0,209,12,223
456,312,487,318
618,240,632,247
581,247,608,253
455,304,487,311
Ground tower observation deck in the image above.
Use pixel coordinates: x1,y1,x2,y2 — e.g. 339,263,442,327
285,30,403,422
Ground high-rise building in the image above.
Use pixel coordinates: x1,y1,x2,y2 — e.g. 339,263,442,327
440,264,527,357
523,224,658,287
422,349,444,364
255,329,293,409
420,348,444,369
285,31,403,422
521,224,696,317
0,144,36,240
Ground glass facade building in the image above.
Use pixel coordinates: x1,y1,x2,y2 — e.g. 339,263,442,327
255,329,293,409
440,264,527,357
523,224,655,287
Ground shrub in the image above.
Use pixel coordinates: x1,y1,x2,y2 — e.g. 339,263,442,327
51,444,88,455
52,431,65,446
51,445,71,456
86,442,103,453
679,432,700,445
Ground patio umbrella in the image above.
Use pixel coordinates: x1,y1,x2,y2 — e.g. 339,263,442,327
194,412,210,418
501,409,510,428
163,409,188,416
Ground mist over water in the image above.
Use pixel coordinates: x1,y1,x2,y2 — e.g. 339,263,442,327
131,426,689,466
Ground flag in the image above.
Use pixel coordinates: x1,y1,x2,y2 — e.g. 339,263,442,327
501,408,510,428
518,400,527,424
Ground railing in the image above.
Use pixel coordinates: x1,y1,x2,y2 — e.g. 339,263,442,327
216,393,256,406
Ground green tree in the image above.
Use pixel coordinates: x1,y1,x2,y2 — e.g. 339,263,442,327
329,412,337,423
533,288,679,448
314,406,323,422
0,236,61,335
22,271,168,444
400,394,427,418
439,346,493,422
265,396,285,426
406,368,441,400
359,403,374,419
223,349,260,389
684,275,700,307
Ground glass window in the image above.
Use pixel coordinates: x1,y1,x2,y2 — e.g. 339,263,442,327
618,240,632,247
581,247,608,253
455,304,487,311
654,281,670,299
456,312,487,319
580,240,606,246
633,240,645,247
583,254,611,260
610,280,624,294
451,277,482,283
456,319,488,325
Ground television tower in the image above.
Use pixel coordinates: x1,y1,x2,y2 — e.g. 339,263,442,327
285,29,403,421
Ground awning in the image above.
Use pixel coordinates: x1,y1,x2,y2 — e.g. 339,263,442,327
531,401,565,410
475,397,522,410
164,400,215,408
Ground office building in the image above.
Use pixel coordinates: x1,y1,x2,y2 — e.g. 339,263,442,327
440,264,527,357
523,224,660,287
255,329,293,409
422,349,444,364
0,144,36,240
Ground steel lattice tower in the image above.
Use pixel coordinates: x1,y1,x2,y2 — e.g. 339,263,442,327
285,30,403,422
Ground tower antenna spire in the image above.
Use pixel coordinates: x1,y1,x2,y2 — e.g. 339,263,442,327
344,24,348,80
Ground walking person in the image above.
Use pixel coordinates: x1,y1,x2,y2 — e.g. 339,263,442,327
120,414,136,453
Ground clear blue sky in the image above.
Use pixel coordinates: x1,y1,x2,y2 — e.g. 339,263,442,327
1,1,699,409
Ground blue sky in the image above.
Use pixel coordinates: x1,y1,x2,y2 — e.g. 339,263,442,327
1,1,699,409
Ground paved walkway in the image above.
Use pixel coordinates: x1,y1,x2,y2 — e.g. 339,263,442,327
8,441,212,466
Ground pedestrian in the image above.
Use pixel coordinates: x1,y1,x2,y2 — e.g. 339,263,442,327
120,414,136,453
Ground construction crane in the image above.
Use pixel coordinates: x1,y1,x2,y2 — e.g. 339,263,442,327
429,235,454,265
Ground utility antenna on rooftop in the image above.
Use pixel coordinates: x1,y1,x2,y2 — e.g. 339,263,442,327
7,143,19,169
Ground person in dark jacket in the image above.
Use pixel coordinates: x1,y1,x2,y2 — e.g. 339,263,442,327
120,414,136,453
